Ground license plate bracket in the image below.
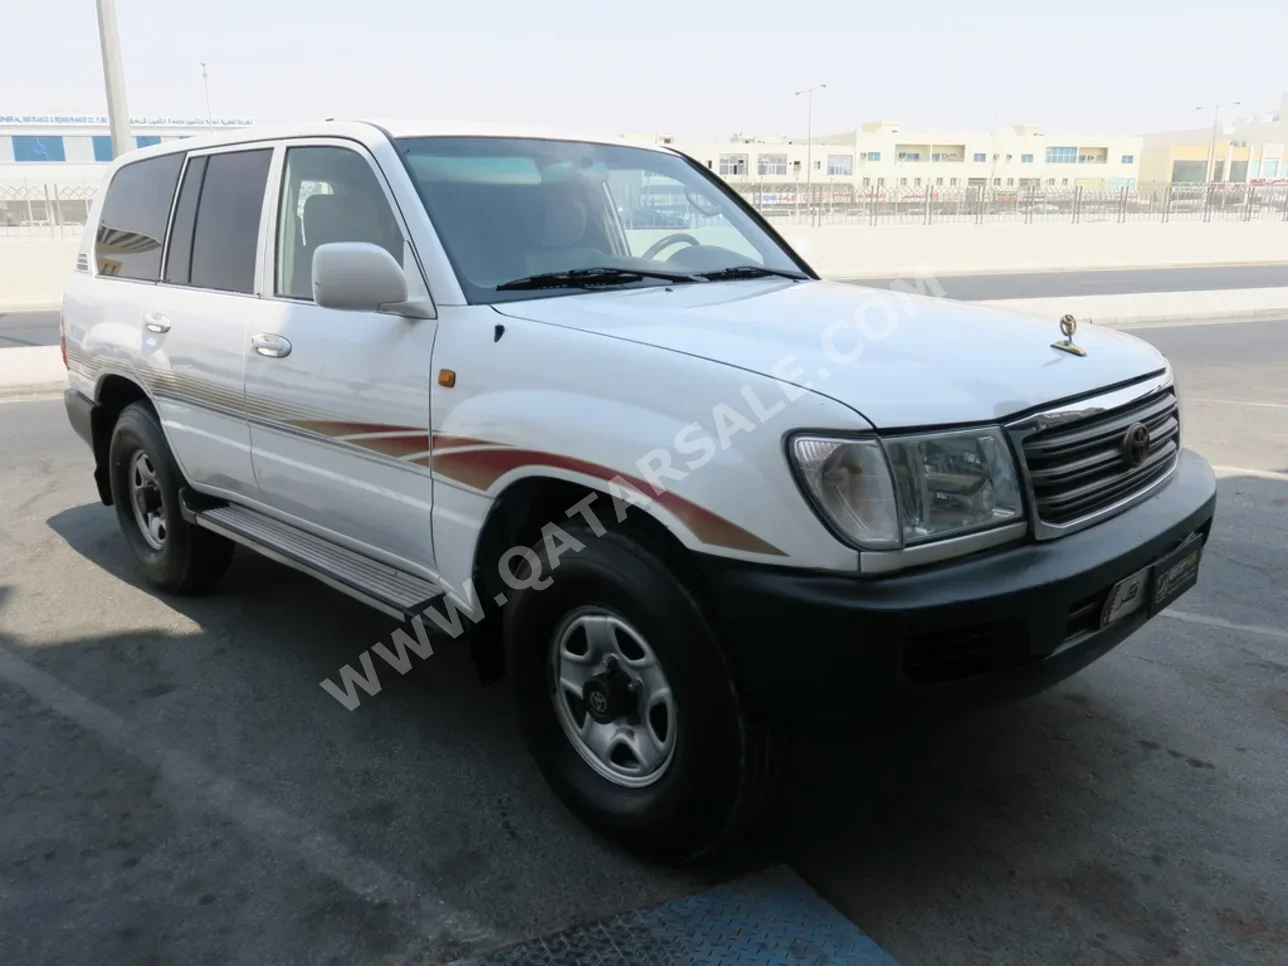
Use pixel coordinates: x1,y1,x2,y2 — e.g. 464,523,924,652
1101,566,1149,628
1101,533,1204,629
1148,534,1203,615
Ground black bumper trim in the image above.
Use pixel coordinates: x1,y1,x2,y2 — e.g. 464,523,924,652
64,388,112,505
697,448,1218,726
64,388,94,449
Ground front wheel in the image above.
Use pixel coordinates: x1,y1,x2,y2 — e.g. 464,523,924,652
505,524,776,863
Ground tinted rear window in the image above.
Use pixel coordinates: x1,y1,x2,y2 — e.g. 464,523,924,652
94,153,184,280
188,149,272,294
163,156,208,286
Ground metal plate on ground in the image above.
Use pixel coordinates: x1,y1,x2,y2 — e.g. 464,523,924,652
449,866,898,966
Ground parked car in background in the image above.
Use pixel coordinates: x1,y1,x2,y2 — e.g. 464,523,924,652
617,205,690,229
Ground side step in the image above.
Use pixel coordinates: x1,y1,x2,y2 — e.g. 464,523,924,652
186,497,442,621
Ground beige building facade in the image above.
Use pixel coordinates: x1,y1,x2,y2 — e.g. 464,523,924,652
1140,93,1287,184
632,121,1142,192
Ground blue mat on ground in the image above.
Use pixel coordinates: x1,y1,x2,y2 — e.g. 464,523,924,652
450,865,899,965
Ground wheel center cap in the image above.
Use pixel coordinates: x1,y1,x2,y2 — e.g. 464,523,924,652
583,667,633,724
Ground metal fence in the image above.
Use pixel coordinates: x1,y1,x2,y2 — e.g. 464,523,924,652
0,184,97,238
4,179,1287,239
735,180,1288,227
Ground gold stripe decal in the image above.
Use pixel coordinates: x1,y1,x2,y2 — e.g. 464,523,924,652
432,443,786,557
66,355,782,557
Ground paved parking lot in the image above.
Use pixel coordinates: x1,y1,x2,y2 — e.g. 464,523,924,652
1,318,1285,965
0,311,59,349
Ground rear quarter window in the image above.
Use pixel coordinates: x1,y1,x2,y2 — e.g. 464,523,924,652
94,153,184,280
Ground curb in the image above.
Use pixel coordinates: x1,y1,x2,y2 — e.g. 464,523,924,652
0,345,67,398
1080,307,1288,328
0,381,66,402
0,303,60,313
832,258,1288,281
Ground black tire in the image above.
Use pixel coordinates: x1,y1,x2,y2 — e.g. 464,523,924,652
504,523,776,864
107,401,233,594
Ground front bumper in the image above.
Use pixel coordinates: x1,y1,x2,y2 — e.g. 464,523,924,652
698,448,1217,726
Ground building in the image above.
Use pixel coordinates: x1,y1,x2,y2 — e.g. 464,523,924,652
1140,93,1287,184
640,121,1141,193
0,113,254,189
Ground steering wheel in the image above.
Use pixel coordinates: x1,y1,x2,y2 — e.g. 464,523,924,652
642,233,701,261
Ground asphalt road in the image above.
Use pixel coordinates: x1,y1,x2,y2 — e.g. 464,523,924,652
1,318,1286,964
0,310,59,348
4,262,1288,348
848,263,1288,300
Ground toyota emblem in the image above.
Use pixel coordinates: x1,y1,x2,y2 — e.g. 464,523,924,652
588,691,608,715
1122,422,1151,467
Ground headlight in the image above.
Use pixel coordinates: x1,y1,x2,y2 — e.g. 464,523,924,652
790,428,1024,551
791,437,901,549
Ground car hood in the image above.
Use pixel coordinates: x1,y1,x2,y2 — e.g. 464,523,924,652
494,279,1167,428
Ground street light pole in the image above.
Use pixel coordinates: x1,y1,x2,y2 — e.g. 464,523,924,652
1196,101,1241,183
201,62,214,130
94,0,132,158
795,83,826,210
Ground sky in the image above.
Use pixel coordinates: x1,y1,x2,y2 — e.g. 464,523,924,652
4,0,1286,140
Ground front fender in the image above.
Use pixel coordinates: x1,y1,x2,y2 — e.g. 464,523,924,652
427,311,871,602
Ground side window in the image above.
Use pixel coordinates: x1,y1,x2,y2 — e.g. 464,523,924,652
275,146,405,300
162,156,207,286
187,149,272,294
94,153,184,280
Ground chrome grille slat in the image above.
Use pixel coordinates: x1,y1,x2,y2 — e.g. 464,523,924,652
1027,416,1179,487
1023,392,1176,460
1026,408,1178,468
1037,443,1178,518
1017,384,1180,532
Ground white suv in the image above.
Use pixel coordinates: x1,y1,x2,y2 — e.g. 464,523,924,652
62,122,1216,862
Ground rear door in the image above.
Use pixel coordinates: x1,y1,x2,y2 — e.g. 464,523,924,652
240,139,438,576
145,144,274,497
72,153,186,454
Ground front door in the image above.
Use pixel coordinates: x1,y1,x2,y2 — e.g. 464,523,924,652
241,140,438,577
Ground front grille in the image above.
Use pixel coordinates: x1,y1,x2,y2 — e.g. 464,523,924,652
1021,387,1179,529
901,585,1125,687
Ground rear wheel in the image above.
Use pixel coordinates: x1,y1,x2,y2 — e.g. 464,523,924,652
108,402,233,593
505,523,776,863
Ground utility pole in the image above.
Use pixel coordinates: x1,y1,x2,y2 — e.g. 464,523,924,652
795,83,826,208
201,62,214,130
94,0,132,158
1196,101,1241,183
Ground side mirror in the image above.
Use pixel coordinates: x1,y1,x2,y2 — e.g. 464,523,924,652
312,243,432,319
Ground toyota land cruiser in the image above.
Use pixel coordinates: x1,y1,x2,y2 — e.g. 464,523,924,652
62,122,1216,863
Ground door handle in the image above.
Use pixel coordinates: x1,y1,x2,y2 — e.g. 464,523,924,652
251,333,292,358
143,312,171,333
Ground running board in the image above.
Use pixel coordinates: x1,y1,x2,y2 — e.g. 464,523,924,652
187,499,442,621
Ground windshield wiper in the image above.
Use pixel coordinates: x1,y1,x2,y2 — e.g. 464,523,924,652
496,267,703,291
696,265,809,282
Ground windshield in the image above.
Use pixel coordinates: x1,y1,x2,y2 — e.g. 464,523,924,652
396,137,808,303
